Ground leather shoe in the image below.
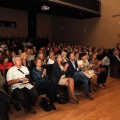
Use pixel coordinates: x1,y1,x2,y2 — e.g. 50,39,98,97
50,103,56,110
30,108,37,114
14,105,21,111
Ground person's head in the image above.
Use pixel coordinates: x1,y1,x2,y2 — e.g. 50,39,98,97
12,55,22,66
33,46,37,53
49,51,55,60
61,52,67,59
69,52,75,61
55,54,62,63
30,49,33,55
23,46,27,52
75,52,80,60
37,52,45,61
18,49,22,55
91,54,97,60
5,49,10,55
98,49,102,55
35,58,42,67
88,47,92,52
26,48,31,55
10,51,16,57
80,53,87,60
0,55,9,64
21,52,27,60
114,49,119,56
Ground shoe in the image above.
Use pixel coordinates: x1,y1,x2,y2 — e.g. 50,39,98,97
69,98,79,104
30,108,37,114
98,84,104,88
86,95,94,100
14,105,21,111
93,89,98,92
56,96,69,104
89,89,95,94
102,83,107,88
50,103,56,110
25,108,30,114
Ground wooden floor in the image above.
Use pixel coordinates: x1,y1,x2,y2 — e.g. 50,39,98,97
10,76,120,120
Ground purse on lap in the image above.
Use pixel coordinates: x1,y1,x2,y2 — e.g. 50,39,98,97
83,70,95,78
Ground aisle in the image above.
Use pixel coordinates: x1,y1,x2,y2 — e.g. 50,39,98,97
10,77,120,120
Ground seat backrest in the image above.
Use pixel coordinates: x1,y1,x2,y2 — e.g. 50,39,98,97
44,64,53,76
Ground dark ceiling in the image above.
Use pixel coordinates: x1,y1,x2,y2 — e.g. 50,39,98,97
0,0,101,19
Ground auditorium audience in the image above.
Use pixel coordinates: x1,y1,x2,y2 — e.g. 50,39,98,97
0,36,117,115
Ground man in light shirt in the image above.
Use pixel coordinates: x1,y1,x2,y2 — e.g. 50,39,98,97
6,55,38,114
47,51,55,64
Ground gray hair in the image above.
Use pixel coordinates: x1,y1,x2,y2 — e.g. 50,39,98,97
12,55,21,63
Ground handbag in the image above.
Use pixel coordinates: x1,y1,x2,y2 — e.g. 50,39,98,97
83,70,95,78
0,89,11,103
40,97,52,112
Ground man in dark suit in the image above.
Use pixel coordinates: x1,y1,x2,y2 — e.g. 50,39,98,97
67,52,94,100
112,49,120,65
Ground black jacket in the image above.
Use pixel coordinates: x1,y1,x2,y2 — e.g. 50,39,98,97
67,60,78,77
112,56,120,65
51,61,65,84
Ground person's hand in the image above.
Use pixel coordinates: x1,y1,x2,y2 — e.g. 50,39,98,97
65,63,69,69
89,64,94,68
78,64,84,69
42,69,46,77
19,78,29,83
64,63,69,71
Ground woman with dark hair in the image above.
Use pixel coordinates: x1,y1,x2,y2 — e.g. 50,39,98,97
90,54,107,88
52,54,78,104
17,49,23,56
32,58,59,110
0,55,13,76
79,53,98,93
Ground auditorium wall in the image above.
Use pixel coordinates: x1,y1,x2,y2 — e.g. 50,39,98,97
0,7,28,37
51,0,120,48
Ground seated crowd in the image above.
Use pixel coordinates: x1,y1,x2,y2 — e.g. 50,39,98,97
0,37,120,120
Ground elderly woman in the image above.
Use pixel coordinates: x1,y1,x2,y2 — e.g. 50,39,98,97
61,51,69,63
21,52,35,69
52,54,78,104
31,58,60,110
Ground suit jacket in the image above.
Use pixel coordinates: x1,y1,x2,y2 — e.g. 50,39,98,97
51,61,65,84
112,56,120,65
67,60,78,77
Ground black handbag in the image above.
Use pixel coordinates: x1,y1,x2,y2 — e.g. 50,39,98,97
40,97,52,112
0,89,11,103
